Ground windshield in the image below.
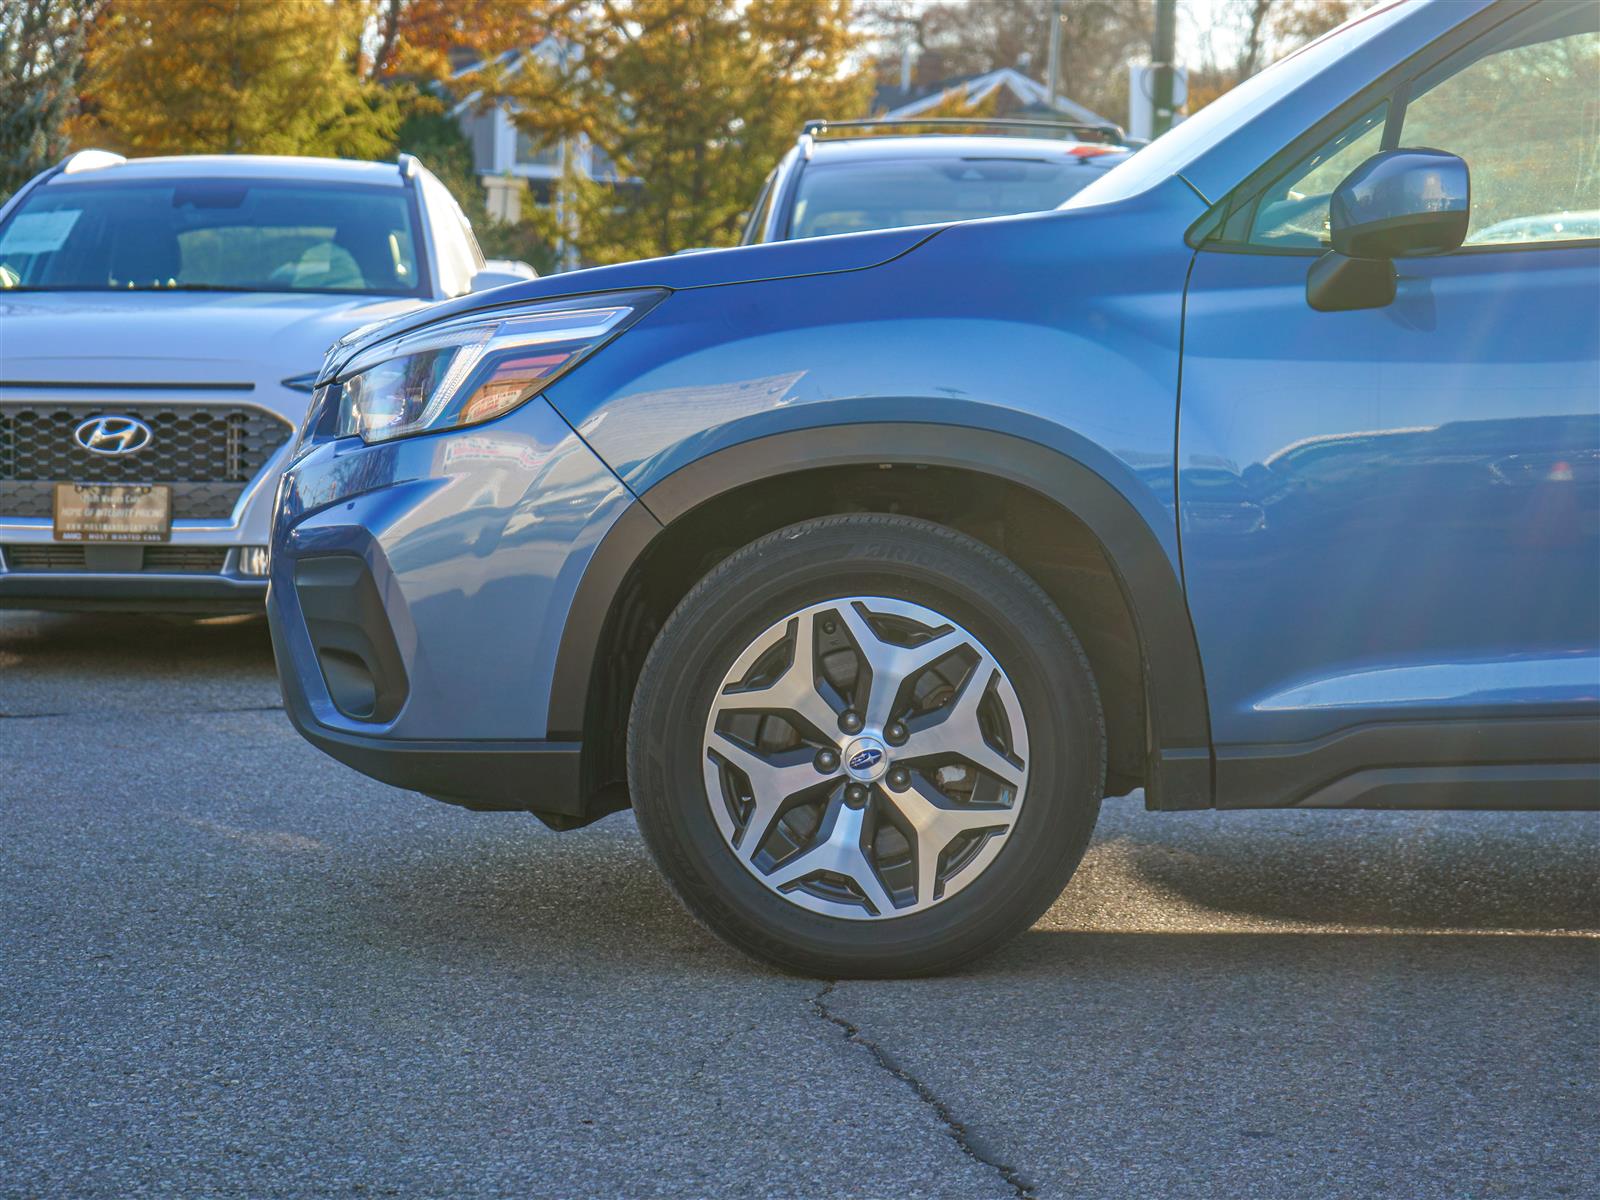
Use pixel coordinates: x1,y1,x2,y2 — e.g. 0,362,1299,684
1063,0,1412,209
0,179,425,294
788,152,1128,239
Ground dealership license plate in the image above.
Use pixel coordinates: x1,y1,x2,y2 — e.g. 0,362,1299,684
52,483,172,543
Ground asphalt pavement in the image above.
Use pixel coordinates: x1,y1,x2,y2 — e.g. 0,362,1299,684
1,609,1596,1199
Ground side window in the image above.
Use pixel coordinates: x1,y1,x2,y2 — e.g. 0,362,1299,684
1236,1,1599,252
454,205,487,272
742,168,778,245
419,172,477,295
1400,3,1599,246
1246,103,1389,248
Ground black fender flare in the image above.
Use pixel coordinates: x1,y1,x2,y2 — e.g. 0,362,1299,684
550,424,1214,809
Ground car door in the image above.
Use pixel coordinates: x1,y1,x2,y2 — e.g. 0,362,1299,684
1178,0,1600,803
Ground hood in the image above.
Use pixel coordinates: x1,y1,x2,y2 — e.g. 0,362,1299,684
0,291,426,387
335,224,940,361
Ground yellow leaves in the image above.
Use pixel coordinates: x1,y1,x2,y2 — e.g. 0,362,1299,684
479,0,871,263
378,0,548,83
78,0,397,159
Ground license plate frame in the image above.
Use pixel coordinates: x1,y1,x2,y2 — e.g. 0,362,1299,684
52,483,173,543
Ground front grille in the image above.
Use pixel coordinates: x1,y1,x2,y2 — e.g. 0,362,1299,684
2,544,91,571
143,546,232,573
1,544,229,574
0,402,293,519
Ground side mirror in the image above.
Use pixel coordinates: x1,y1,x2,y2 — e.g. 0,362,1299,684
1331,149,1470,258
1308,149,1470,312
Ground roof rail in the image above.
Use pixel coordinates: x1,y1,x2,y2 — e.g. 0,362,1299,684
801,117,1126,146
397,153,422,181
59,149,126,175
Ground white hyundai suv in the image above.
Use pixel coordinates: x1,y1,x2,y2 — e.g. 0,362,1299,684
0,150,530,611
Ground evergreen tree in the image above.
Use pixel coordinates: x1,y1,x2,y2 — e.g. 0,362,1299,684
78,0,398,159
0,0,97,199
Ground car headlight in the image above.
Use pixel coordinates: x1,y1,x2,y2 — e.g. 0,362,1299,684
328,290,662,444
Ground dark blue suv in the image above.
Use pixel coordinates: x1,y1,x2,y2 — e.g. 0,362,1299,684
269,0,1599,976
738,118,1134,245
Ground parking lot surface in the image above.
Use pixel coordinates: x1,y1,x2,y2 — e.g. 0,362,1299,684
1,610,1596,1199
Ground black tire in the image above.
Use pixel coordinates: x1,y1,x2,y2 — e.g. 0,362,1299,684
628,514,1105,977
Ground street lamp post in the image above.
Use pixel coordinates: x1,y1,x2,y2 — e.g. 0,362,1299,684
1152,0,1177,137
1045,0,1063,110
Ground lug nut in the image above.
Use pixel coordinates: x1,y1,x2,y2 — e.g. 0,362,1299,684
884,721,907,745
815,748,840,774
844,783,869,808
839,710,863,734
887,767,910,790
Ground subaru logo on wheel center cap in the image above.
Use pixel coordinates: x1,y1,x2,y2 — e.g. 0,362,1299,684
844,737,888,782
74,415,153,456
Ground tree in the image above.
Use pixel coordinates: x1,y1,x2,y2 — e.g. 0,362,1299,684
1183,0,1375,114
0,0,98,199
386,87,557,273
77,0,398,158
499,0,871,264
1270,0,1370,48
864,0,1151,127
1236,0,1274,78
393,90,484,208
371,0,550,81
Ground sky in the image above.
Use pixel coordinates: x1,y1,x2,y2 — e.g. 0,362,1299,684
892,0,1296,73
1177,0,1256,67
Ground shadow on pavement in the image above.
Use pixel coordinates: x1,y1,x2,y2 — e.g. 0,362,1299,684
326,819,747,978
326,811,1599,980
0,610,272,670
325,820,1597,1200
0,610,277,714
1094,812,1600,934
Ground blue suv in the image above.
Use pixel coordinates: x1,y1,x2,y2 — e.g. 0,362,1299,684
269,0,1599,976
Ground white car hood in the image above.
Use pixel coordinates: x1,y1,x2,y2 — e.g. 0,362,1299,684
0,290,428,414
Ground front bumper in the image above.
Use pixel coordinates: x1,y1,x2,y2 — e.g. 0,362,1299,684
0,552,267,612
0,531,274,613
272,654,583,816
266,396,638,821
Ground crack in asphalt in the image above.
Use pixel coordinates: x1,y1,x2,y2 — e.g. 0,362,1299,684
809,982,1035,1200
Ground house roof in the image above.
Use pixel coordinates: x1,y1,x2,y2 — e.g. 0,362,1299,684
873,67,1111,128
448,42,571,115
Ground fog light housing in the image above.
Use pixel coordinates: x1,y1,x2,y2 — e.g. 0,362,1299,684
237,546,270,577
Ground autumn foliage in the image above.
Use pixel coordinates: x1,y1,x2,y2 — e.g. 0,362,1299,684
372,0,548,81
497,0,871,263
73,0,397,158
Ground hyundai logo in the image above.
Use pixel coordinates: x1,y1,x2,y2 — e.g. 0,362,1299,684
74,415,153,456
848,747,884,772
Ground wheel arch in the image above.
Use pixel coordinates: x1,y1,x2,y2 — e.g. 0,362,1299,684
550,424,1213,822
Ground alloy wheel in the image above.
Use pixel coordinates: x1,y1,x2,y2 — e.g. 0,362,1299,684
701,595,1030,919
